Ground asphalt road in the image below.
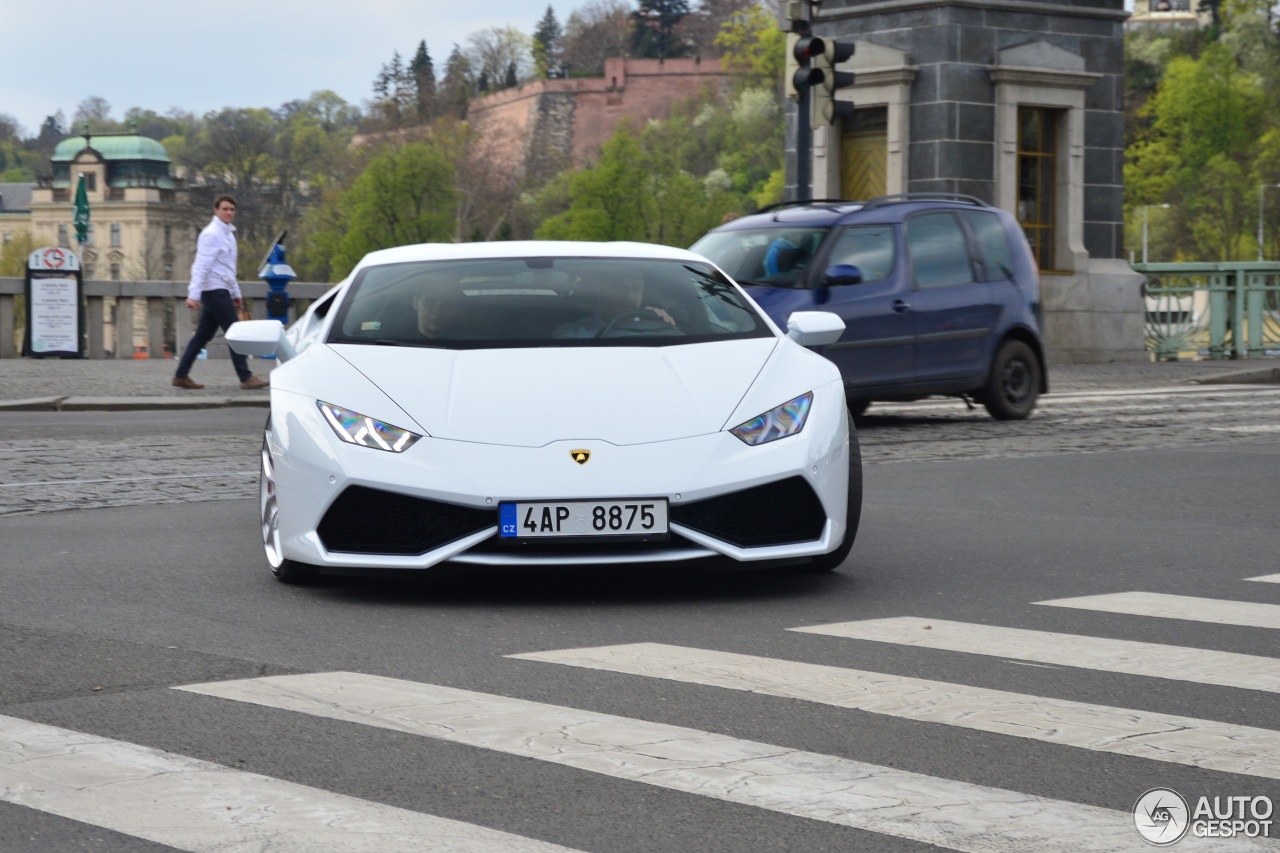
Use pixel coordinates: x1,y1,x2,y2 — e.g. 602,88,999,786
2,391,1278,852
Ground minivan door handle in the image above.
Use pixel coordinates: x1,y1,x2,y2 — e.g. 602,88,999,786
892,299,911,313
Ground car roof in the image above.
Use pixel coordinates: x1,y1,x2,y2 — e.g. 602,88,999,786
353,240,707,274
714,194,996,230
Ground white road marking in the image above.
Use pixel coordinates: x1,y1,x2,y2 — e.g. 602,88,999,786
1036,592,1280,630
0,713,581,853
510,644,1280,780
1208,425,1280,433
1247,574,1280,584
175,671,1194,853
789,617,1280,693
871,386,1280,410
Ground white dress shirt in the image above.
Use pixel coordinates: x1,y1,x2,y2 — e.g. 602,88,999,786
187,216,241,301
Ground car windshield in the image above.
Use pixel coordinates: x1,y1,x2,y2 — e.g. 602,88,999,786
327,256,771,349
690,227,829,287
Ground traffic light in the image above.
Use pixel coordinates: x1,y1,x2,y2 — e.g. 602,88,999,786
788,32,824,103
810,39,855,130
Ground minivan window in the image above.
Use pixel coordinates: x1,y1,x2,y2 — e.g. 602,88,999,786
906,213,976,289
690,227,828,287
825,226,894,284
962,210,1015,281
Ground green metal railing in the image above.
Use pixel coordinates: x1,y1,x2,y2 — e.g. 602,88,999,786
1133,262,1280,360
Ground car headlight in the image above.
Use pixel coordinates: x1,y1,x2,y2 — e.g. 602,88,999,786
317,401,421,452
729,392,813,446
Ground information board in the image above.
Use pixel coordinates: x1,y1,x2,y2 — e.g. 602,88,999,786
22,247,85,358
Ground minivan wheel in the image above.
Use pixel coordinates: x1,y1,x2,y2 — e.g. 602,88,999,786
981,340,1040,420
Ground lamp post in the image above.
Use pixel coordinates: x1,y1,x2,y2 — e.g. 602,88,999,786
1142,204,1170,265
1258,183,1280,261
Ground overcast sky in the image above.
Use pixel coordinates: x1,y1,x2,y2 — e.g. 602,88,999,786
0,0,570,137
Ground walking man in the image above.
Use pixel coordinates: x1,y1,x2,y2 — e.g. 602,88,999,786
172,195,268,390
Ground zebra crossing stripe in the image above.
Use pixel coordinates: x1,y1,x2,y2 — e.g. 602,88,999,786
509,644,1280,780
0,713,582,853
1035,592,1280,630
788,617,1280,693
1247,574,1280,584
176,671,1163,853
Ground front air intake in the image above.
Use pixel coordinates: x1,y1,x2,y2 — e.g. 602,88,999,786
318,486,494,555
671,476,826,547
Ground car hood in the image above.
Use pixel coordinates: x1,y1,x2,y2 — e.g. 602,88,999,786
330,341,778,447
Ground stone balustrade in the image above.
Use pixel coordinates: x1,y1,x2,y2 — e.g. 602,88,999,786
0,277,334,359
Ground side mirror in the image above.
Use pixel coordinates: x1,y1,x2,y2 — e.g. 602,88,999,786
227,319,297,362
823,264,863,286
786,310,845,347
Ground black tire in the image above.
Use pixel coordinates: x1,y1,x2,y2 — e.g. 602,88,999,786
981,339,1041,420
846,398,871,418
259,426,318,585
799,417,863,573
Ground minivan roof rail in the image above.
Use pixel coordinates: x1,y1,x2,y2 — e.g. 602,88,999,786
753,199,860,215
861,193,990,209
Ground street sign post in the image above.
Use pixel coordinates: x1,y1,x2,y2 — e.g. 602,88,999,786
22,247,85,359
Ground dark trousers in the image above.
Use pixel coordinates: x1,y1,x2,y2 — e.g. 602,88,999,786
174,288,251,381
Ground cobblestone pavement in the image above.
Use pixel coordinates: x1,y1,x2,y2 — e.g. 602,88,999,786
0,435,257,517
855,384,1280,464
1,357,1277,516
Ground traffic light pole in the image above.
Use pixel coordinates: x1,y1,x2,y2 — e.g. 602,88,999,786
785,2,854,203
796,87,812,201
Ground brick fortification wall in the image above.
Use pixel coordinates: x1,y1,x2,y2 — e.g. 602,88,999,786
469,58,728,182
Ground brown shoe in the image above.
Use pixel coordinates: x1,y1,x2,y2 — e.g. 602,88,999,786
240,375,269,390
172,376,204,390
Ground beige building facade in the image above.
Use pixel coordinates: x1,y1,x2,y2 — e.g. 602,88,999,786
27,131,195,283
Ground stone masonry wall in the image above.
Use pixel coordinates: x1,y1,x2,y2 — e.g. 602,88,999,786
468,58,729,180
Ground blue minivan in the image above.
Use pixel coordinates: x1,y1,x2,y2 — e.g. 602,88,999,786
690,195,1048,419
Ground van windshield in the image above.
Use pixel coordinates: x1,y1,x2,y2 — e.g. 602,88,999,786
690,227,829,286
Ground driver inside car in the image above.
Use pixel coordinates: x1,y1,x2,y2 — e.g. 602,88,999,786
553,269,675,338
411,278,472,340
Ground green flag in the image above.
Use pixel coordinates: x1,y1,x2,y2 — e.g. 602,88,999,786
73,173,90,245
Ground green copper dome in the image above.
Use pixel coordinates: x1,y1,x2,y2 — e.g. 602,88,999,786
52,133,171,163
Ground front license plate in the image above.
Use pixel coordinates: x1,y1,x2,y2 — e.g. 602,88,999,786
499,500,669,538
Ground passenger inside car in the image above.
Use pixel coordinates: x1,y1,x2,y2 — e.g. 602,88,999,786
553,270,676,338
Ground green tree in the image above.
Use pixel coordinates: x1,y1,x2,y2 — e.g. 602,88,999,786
533,6,563,78
632,0,691,59
0,229,35,277
536,119,738,246
410,40,437,122
714,3,785,90
1126,42,1265,260
467,26,532,91
71,96,115,132
440,45,474,119
676,0,758,59
327,141,457,277
561,0,632,75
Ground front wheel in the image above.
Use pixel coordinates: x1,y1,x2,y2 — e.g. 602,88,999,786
260,429,318,584
980,340,1041,420
799,418,863,573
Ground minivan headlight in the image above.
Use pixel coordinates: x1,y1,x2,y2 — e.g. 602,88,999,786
318,401,420,452
730,392,812,446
